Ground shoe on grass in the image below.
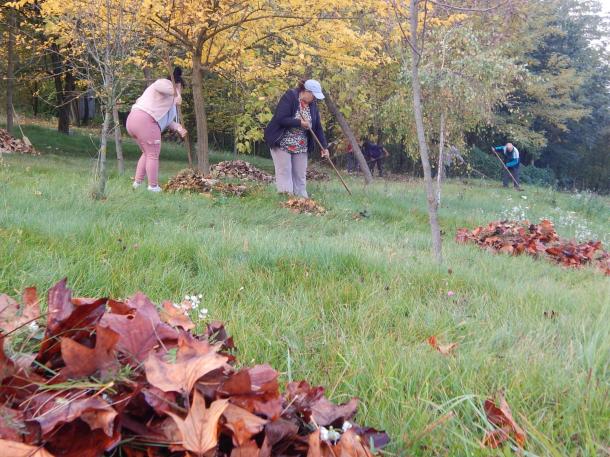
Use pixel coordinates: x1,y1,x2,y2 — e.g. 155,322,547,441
147,185,162,193
132,181,142,189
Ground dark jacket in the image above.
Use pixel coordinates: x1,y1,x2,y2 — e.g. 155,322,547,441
264,89,328,154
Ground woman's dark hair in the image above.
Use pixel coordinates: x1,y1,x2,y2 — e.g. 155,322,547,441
296,79,306,91
167,66,185,86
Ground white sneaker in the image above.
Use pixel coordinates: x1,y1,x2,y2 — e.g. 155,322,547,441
147,185,162,193
132,181,142,189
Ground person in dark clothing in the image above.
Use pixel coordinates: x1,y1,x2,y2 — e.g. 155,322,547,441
264,79,329,197
492,142,521,189
363,140,387,177
345,142,359,172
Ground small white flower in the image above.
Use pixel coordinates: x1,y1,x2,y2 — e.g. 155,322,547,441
184,295,189,301
172,302,181,309
28,321,39,333
320,426,329,441
198,294,203,299
342,421,352,432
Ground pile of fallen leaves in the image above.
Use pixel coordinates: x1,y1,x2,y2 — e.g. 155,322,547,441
0,129,38,155
306,168,330,181
456,219,610,275
281,198,327,215
0,279,388,457
164,168,248,197
211,160,273,183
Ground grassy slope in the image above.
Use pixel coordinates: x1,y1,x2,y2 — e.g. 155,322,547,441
1,125,609,456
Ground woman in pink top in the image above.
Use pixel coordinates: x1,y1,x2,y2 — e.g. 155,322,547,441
127,67,187,192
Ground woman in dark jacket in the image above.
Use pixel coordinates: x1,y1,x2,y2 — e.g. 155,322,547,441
264,79,329,197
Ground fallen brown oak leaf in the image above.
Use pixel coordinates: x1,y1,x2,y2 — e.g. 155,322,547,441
100,292,178,363
284,381,359,428
222,403,268,446
144,341,229,394
218,364,283,420
0,287,40,335
25,394,117,437
482,392,526,449
427,336,458,356
0,439,54,457
166,390,229,456
160,300,195,331
37,279,107,364
59,324,120,379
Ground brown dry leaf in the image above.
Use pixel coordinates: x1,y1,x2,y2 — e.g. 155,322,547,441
160,301,195,331
0,405,25,441
427,336,458,356
312,397,359,428
0,440,54,457
37,279,107,363
229,440,261,457
223,403,268,446
259,418,299,457
26,394,117,437
166,390,228,456
482,392,526,448
0,336,15,382
100,292,178,363
306,430,322,457
144,343,228,394
43,418,121,457
332,429,373,457
0,287,40,334
218,365,282,420
59,325,119,379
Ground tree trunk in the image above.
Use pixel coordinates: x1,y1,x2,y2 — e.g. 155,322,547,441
50,46,70,134
436,111,446,206
32,82,39,117
113,104,124,174
191,51,210,173
6,8,16,133
324,92,373,184
143,67,153,86
410,0,443,264
93,106,111,199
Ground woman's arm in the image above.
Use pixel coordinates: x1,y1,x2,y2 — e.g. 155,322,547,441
275,92,301,128
168,122,187,138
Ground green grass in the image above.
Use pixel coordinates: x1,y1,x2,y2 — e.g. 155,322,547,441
1,125,609,456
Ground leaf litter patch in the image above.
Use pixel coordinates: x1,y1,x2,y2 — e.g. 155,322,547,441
0,279,388,456
281,197,327,215
456,219,610,275
211,160,273,183
164,168,248,197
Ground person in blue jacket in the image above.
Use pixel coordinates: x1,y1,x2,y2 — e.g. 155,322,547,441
492,142,521,189
264,79,330,198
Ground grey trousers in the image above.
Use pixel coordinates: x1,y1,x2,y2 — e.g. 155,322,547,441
270,147,308,198
503,165,520,188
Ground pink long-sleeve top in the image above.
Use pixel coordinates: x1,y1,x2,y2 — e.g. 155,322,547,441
131,79,182,132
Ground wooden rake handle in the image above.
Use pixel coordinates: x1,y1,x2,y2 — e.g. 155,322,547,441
491,148,520,188
298,111,352,195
